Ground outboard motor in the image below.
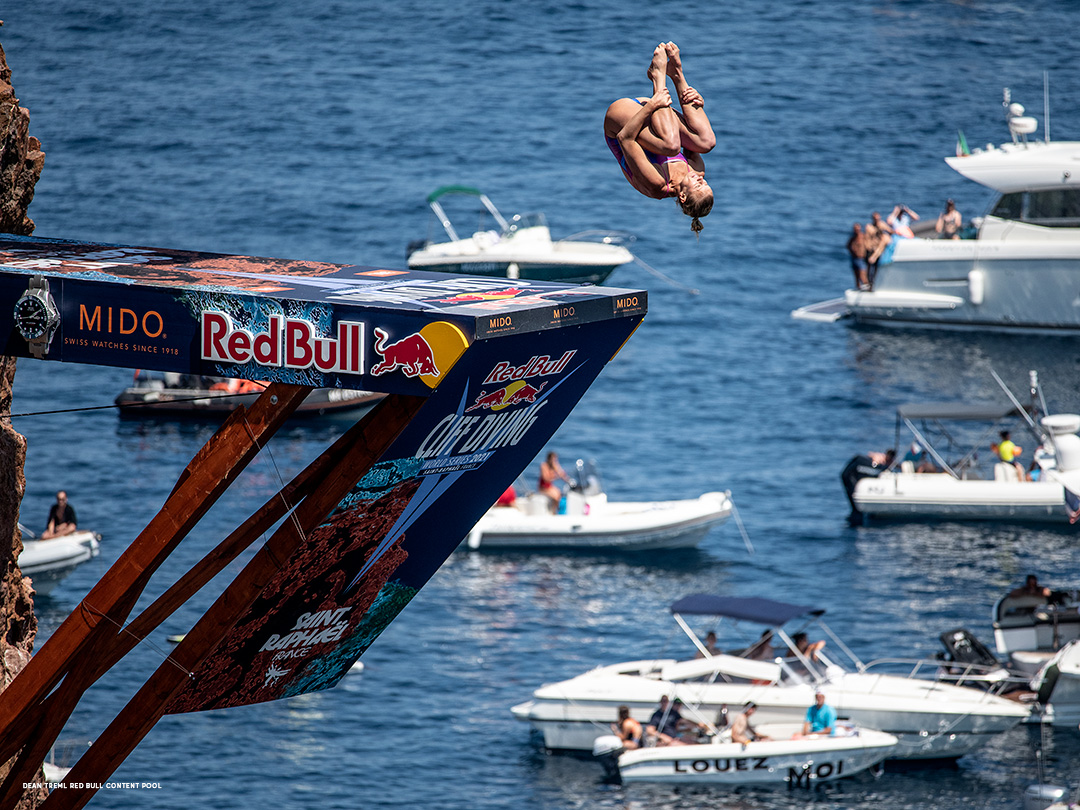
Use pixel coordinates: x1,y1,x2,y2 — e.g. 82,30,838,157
1023,783,1068,810
591,735,624,782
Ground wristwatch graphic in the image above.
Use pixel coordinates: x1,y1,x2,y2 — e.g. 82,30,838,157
13,275,60,359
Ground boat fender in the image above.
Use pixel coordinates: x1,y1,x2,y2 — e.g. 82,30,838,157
968,269,985,306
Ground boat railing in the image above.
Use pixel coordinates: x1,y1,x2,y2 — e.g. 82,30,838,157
859,656,1021,697
559,229,636,246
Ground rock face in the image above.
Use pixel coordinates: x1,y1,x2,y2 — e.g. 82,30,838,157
0,42,44,235
0,37,48,809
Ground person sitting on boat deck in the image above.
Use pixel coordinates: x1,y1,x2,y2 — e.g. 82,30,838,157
41,490,77,540
745,629,775,661
792,631,826,662
1027,458,1042,482
538,451,571,513
992,430,1025,480
603,42,716,235
936,198,962,240
887,204,920,238
1009,574,1052,600
730,703,770,744
494,485,517,507
846,223,869,291
646,696,701,746
695,630,721,659
611,705,644,750
902,442,936,473
797,691,837,738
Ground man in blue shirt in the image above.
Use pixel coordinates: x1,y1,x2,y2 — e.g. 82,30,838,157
802,691,837,737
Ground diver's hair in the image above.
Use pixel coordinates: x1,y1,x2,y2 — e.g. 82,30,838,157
679,190,713,236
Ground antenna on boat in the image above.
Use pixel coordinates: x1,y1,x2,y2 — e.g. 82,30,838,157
1044,70,1051,143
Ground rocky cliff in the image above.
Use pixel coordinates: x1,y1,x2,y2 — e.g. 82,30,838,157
0,34,49,809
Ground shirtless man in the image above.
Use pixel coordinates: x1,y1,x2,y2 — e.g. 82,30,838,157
41,490,77,539
730,703,770,744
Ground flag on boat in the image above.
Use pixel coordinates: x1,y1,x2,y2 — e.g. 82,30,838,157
956,130,971,157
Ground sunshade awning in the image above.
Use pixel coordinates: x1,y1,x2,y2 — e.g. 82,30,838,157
896,402,1025,421
670,594,823,625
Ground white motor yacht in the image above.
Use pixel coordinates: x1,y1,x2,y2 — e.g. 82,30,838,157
406,186,634,284
18,524,101,596
794,89,1080,332
511,594,1030,760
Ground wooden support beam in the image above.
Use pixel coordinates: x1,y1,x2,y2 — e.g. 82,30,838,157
0,402,378,767
42,393,423,810
0,383,309,803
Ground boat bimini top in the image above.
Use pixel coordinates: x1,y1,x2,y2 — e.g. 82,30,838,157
670,594,823,625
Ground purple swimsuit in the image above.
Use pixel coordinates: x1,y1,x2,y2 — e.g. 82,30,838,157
605,98,690,184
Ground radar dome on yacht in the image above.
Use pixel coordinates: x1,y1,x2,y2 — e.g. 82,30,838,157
1040,413,1080,436
1008,116,1038,136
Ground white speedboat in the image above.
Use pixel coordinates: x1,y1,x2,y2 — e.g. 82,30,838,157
406,186,634,284
843,374,1080,524
511,594,1030,760
794,89,1080,333
463,474,732,551
18,524,101,596
593,723,897,786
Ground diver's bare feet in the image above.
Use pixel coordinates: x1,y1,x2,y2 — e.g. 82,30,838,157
647,44,668,91
664,42,684,78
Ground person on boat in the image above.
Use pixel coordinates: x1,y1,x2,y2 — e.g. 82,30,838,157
538,451,571,513
1009,574,1052,600
494,485,517,507
792,631,826,662
730,703,770,744
902,441,935,473
992,430,1025,479
745,629,775,661
646,696,700,746
798,691,837,738
863,223,891,286
846,223,869,290
611,705,644,750
936,198,962,239
603,42,716,235
41,490,77,539
887,204,920,238
694,630,721,658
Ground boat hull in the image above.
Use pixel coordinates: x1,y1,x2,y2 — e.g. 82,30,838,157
845,231,1080,333
19,531,101,596
115,386,383,419
513,668,1028,759
851,472,1071,523
613,726,897,785
466,492,732,551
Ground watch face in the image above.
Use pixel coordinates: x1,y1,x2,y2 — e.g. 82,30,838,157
14,296,49,340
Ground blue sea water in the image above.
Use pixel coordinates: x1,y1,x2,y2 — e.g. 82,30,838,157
3,1,1080,807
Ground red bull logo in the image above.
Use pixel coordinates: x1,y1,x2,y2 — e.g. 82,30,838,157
465,381,547,412
482,350,576,385
201,311,364,374
371,327,440,378
434,287,535,303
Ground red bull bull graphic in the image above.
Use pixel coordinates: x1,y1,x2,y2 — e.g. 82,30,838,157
433,286,538,303
465,380,547,412
370,327,439,377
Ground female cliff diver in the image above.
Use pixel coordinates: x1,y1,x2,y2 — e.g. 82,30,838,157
603,42,716,234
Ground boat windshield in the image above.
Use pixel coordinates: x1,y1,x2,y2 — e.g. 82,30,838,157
990,188,1080,227
504,212,547,235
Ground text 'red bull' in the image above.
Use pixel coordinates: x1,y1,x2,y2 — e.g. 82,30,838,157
482,351,575,385
201,311,365,374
